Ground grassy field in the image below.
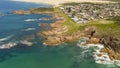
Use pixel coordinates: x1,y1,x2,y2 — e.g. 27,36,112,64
32,8,54,12
54,7,81,34
81,20,120,37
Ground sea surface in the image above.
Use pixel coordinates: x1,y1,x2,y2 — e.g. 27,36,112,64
0,0,119,68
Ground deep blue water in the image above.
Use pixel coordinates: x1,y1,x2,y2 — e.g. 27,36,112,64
0,0,119,68
0,0,53,38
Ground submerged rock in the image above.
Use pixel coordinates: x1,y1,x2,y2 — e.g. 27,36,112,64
12,10,31,15
44,36,61,46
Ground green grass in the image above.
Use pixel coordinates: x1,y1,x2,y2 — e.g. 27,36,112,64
60,2,80,6
32,8,54,12
78,20,120,38
54,7,81,35
96,24,120,37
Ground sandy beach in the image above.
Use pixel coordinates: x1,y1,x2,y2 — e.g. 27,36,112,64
12,0,112,6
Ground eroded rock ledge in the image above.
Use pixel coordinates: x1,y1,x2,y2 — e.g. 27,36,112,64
38,19,97,46
99,35,120,60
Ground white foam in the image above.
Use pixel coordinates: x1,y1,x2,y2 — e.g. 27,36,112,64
113,60,120,66
24,18,50,22
93,47,120,67
77,37,120,67
81,50,89,54
0,35,14,42
24,19,37,22
77,37,89,48
0,42,17,49
20,40,33,46
25,28,36,31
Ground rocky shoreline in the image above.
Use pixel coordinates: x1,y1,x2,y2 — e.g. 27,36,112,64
38,13,83,45
12,5,120,65
38,14,98,46
41,17,120,63
12,8,54,15
99,35,120,60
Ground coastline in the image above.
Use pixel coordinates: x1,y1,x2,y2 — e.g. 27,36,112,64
3,1,120,68
77,37,120,66
38,3,120,66
12,0,113,6
12,2,120,67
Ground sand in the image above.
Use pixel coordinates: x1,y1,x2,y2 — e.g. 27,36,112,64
12,0,112,6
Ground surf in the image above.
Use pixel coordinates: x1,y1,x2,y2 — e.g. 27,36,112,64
0,35,14,42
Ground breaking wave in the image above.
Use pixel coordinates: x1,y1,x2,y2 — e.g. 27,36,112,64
0,40,33,49
0,35,14,42
24,28,36,31
24,18,50,22
0,42,17,49
24,19,38,22
77,37,120,67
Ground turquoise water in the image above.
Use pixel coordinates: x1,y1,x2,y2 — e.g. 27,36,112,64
0,0,119,68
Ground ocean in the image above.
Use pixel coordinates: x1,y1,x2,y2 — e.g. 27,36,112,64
0,0,119,68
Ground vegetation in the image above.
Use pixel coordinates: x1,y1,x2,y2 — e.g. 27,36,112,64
54,7,81,35
79,20,120,38
32,8,54,12
36,7,120,38
54,7,120,37
61,2,80,6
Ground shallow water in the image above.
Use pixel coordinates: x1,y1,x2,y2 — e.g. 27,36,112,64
0,0,119,68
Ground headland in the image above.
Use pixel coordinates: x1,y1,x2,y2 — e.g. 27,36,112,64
12,2,120,66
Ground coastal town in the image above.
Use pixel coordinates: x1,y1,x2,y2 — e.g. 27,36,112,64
61,3,120,23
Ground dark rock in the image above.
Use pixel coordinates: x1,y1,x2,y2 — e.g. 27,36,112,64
99,35,120,60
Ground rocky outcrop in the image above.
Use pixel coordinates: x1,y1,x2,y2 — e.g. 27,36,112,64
44,36,61,46
79,26,120,61
87,37,100,44
12,10,31,15
84,26,96,38
40,25,97,46
12,8,54,15
99,35,120,60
